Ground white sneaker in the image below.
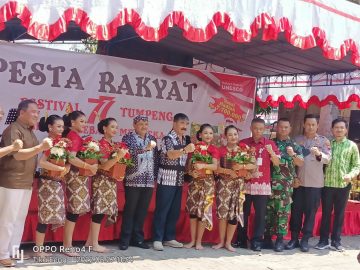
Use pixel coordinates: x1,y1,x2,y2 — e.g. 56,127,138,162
163,240,183,248
153,241,164,251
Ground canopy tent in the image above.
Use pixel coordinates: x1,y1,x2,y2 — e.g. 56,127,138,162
0,0,360,108
257,71,360,109
2,1,360,246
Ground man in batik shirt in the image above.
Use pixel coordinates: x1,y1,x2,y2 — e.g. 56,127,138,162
236,118,280,252
119,115,158,250
315,119,360,251
152,113,195,251
264,118,304,252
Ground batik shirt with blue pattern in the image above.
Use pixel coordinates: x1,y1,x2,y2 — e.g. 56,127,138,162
122,131,159,188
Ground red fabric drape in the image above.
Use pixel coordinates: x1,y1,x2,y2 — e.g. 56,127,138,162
22,180,360,243
256,94,360,110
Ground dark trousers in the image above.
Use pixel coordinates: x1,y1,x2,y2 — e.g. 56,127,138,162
153,184,183,242
119,186,154,245
320,184,351,243
289,186,322,238
237,194,268,243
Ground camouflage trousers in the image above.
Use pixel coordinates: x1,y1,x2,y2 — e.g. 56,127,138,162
265,196,292,236
265,182,293,237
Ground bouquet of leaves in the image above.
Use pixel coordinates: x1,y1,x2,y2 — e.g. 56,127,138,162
191,141,213,164
111,142,134,167
48,137,72,161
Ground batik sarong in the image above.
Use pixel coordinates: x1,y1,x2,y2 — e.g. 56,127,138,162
215,175,245,226
186,175,215,230
65,169,90,214
91,172,118,225
38,177,65,230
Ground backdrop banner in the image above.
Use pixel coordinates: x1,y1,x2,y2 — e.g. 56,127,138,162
0,43,256,143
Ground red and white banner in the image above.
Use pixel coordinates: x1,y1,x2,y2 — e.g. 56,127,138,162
0,43,256,143
257,73,360,109
0,0,360,66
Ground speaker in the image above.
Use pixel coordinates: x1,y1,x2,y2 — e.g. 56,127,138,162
348,110,360,143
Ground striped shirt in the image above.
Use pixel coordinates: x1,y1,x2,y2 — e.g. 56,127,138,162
325,138,360,188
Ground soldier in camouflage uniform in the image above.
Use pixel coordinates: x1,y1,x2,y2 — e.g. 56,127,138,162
264,118,304,252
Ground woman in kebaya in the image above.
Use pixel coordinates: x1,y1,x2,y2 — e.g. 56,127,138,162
85,118,127,252
213,125,256,252
35,115,70,257
184,124,219,250
62,111,98,256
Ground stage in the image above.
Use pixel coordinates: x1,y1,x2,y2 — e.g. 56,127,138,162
22,180,360,244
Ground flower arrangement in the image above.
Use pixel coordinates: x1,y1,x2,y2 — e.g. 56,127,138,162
48,137,72,161
191,141,213,164
100,141,134,181
191,141,214,178
46,137,71,178
226,143,256,178
226,143,256,165
77,137,102,160
111,142,134,167
76,137,101,176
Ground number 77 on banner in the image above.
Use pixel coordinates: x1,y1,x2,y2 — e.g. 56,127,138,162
88,96,116,124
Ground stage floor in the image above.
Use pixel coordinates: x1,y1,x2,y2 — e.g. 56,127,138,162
22,181,360,243
14,236,360,270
